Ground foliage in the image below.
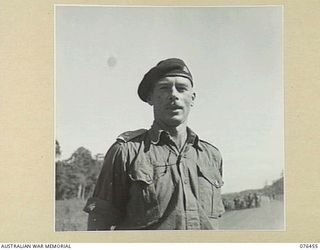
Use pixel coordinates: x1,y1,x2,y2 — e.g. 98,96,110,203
55,140,61,158
55,146,103,200
264,177,284,196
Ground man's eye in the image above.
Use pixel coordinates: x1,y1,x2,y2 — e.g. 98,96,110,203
159,86,168,90
177,87,187,92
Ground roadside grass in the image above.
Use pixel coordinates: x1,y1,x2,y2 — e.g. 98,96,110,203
55,199,87,231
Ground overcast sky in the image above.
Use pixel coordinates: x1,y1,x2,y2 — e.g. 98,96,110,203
55,5,283,194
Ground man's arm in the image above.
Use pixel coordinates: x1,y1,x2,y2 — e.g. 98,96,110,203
83,142,128,230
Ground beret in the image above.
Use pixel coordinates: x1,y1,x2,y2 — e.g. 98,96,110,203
138,58,193,102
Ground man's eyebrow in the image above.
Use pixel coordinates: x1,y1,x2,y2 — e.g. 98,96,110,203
176,82,190,85
156,81,171,85
176,82,192,87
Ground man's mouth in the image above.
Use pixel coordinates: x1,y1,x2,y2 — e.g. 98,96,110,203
167,104,183,110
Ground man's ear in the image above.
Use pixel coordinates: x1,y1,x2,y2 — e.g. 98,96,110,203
190,92,196,107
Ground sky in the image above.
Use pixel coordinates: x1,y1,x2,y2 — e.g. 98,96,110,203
55,6,283,194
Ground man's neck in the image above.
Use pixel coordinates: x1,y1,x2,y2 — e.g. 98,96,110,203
154,120,188,150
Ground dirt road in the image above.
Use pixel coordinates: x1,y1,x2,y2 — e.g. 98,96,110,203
219,199,284,230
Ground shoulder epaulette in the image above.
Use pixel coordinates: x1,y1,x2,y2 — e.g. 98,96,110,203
199,139,220,152
116,129,147,143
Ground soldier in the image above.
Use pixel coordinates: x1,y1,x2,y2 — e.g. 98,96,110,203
83,58,225,230
246,193,253,208
253,192,260,207
234,197,240,210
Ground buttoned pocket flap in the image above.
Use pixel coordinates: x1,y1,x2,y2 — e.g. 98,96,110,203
198,165,224,188
128,163,153,185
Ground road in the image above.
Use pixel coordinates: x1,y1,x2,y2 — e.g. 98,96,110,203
219,199,284,230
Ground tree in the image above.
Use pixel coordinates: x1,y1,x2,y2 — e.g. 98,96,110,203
55,140,61,159
55,147,102,200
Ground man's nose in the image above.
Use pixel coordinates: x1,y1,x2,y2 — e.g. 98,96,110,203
168,86,179,100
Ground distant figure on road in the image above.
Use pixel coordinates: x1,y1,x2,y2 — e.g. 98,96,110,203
241,198,246,209
246,193,254,208
234,197,240,210
253,193,260,207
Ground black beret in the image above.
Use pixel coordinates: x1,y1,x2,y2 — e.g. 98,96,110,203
138,58,193,102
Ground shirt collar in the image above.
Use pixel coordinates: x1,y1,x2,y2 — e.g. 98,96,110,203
148,121,202,150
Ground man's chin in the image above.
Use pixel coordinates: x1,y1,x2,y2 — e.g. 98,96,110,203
164,117,185,127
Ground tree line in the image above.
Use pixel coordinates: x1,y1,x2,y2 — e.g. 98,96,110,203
55,140,103,200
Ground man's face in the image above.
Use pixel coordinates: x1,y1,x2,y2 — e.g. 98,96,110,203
147,76,196,127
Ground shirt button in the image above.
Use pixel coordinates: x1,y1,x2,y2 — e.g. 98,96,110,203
184,179,188,184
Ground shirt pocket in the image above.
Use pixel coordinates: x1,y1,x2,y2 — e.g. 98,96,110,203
197,165,225,218
127,162,161,227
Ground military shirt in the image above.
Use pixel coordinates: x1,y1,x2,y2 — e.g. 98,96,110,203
84,122,225,230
